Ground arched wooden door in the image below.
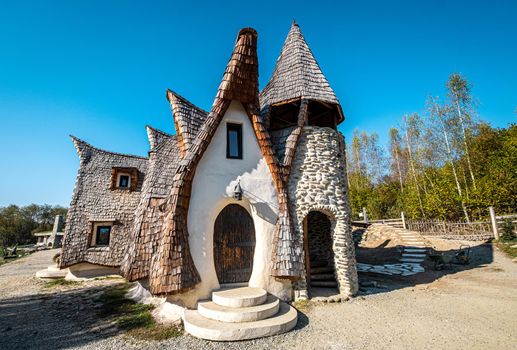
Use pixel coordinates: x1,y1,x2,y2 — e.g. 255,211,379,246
214,204,256,284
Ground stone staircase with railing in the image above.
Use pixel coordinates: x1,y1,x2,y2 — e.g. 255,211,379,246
184,287,298,341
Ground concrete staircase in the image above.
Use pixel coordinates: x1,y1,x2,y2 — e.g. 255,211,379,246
184,287,298,341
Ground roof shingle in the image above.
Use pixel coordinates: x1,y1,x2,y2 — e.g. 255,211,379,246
260,21,340,109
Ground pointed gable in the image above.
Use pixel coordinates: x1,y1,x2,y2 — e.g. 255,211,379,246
260,21,343,123
166,90,209,157
145,125,173,150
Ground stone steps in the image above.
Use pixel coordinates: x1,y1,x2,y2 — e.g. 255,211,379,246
357,223,429,277
310,280,338,287
184,287,297,341
402,253,426,258
400,258,425,263
310,273,335,281
197,295,280,323
404,248,427,253
310,266,334,274
185,302,297,342
212,287,267,308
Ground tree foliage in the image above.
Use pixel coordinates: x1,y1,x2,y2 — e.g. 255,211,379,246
347,73,517,221
0,204,68,246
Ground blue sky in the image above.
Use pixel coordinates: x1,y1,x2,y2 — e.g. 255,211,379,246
0,0,516,207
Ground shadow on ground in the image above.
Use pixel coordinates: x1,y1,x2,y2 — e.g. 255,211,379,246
0,284,124,350
354,236,494,296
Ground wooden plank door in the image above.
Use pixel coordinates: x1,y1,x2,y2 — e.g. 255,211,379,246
214,204,255,284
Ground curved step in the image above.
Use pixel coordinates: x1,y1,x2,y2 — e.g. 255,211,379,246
198,295,279,323
184,302,298,341
212,287,267,308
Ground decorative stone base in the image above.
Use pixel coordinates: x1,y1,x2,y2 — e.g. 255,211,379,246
184,287,298,341
35,264,69,279
65,263,120,280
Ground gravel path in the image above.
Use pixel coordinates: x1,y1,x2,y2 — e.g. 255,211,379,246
1,243,516,350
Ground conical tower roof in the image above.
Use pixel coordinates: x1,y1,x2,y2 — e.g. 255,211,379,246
260,21,343,122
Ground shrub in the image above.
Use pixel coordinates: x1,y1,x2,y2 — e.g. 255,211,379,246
500,219,516,241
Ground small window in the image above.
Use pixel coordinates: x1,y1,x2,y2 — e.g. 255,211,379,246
111,167,139,191
118,174,130,188
91,223,112,246
226,123,242,159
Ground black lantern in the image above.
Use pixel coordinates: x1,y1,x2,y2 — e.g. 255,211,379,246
233,181,243,201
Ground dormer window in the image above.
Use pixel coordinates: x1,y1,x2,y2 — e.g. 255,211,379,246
111,167,139,191
226,123,242,159
117,173,131,189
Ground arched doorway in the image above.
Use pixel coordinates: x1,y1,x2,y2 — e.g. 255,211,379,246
214,204,256,284
304,211,337,289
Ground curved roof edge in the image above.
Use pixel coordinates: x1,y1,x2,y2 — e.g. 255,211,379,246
69,135,148,160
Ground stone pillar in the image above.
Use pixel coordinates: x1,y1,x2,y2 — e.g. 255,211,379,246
49,215,64,248
362,207,368,224
401,211,406,229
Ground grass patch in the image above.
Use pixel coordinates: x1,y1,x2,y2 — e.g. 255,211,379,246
43,278,81,289
292,299,311,312
0,249,30,266
93,276,124,281
97,283,182,341
496,241,517,259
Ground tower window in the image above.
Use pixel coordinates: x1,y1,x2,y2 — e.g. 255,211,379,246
226,123,243,159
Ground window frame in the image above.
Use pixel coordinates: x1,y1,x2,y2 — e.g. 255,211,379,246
226,123,243,159
117,173,131,189
91,222,112,247
110,167,139,192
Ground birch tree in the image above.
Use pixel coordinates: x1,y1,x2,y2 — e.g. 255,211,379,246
447,73,477,190
389,128,405,193
404,114,426,218
428,96,470,222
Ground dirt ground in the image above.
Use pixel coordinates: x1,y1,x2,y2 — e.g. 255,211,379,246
0,242,516,350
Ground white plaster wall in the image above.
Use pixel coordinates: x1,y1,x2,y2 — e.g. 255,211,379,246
176,101,290,307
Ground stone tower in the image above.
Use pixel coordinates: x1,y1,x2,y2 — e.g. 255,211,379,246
260,21,358,299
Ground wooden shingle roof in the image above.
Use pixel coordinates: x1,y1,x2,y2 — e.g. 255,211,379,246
146,125,173,151
166,90,209,157
259,21,344,123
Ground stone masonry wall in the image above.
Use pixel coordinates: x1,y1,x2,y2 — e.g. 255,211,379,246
60,138,148,268
287,126,358,298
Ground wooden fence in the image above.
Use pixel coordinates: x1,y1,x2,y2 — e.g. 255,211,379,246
357,206,516,241
367,218,404,228
406,220,494,240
